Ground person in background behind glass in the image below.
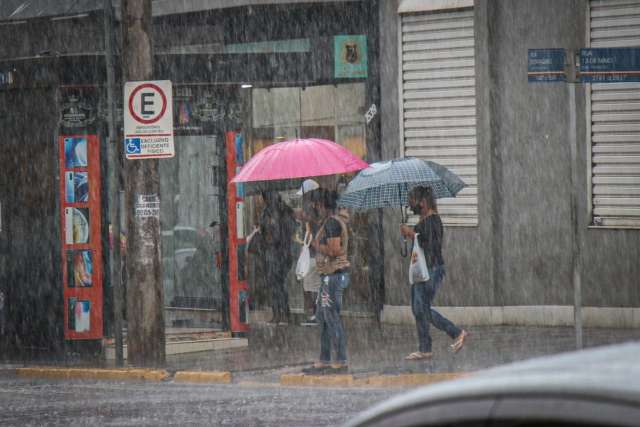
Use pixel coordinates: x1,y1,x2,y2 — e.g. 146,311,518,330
0,289,6,341
248,192,296,325
209,221,229,330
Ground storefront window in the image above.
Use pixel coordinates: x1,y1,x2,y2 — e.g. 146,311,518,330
159,85,234,329
252,83,366,154
247,82,370,313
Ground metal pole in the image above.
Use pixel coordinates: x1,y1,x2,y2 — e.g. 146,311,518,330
104,0,124,367
568,77,583,350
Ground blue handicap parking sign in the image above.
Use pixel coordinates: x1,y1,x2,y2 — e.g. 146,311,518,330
125,138,141,154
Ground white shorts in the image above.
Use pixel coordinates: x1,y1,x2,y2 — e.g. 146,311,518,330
302,258,321,293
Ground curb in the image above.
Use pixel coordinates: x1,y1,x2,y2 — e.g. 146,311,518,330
174,371,232,384
281,373,354,387
0,368,18,378
16,367,169,382
10,367,467,388
280,372,468,388
362,372,468,388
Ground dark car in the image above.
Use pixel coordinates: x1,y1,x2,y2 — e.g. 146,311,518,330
345,342,640,427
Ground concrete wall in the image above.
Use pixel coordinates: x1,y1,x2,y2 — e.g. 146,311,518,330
380,0,494,307
380,0,640,310
486,0,585,306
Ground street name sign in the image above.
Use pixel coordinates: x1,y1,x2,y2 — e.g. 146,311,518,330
124,80,175,159
528,49,566,82
579,48,640,82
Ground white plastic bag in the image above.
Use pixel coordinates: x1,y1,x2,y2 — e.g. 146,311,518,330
409,233,430,284
296,231,312,280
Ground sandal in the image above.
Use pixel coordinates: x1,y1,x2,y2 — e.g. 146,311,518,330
405,351,433,361
328,364,349,374
450,330,469,353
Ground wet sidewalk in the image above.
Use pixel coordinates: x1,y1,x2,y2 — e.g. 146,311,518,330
161,317,640,382
2,317,638,383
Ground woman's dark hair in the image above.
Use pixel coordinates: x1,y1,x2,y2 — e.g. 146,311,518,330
320,189,339,211
260,191,278,206
260,191,293,216
409,186,438,212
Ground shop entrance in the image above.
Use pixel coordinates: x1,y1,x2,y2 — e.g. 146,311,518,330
246,83,373,315
159,85,242,331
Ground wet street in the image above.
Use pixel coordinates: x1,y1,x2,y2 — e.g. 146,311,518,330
2,321,640,426
2,323,638,426
0,378,398,427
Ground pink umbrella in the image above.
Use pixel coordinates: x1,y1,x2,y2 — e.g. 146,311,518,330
231,138,368,183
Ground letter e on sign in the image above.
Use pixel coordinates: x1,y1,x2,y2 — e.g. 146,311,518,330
128,83,167,124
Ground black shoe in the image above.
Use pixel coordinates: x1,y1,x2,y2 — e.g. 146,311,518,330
300,316,317,326
267,316,280,325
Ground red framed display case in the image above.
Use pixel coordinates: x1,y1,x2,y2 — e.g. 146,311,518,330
226,131,249,334
58,134,103,340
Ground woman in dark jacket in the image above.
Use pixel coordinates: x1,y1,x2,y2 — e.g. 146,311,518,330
400,186,469,360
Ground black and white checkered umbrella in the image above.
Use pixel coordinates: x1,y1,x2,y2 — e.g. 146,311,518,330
338,157,466,210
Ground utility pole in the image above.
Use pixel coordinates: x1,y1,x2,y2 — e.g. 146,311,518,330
568,53,583,350
104,0,124,366
121,0,165,366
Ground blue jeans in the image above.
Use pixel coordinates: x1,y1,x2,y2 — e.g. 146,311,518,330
411,265,461,353
316,272,349,364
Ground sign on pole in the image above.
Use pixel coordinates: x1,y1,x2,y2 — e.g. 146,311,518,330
124,80,174,159
579,48,640,82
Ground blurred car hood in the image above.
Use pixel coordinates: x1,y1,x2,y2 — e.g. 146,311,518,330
345,341,640,427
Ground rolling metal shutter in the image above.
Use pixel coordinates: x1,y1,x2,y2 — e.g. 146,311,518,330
589,0,640,227
400,8,478,226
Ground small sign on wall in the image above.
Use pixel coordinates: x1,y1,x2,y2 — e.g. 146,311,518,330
334,35,368,78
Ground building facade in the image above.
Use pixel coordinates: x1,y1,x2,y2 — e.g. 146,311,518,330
379,0,640,326
0,0,638,356
0,0,383,354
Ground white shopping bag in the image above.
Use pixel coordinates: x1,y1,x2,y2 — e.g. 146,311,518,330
296,231,312,280
409,233,430,284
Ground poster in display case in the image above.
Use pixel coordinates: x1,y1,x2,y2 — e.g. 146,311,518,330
65,171,89,203
68,298,91,333
66,250,93,288
63,137,88,168
64,207,90,244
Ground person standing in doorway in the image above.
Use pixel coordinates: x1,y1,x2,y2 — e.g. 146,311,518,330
303,190,351,374
0,289,6,340
209,221,229,330
400,186,469,360
297,179,322,325
248,192,296,325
